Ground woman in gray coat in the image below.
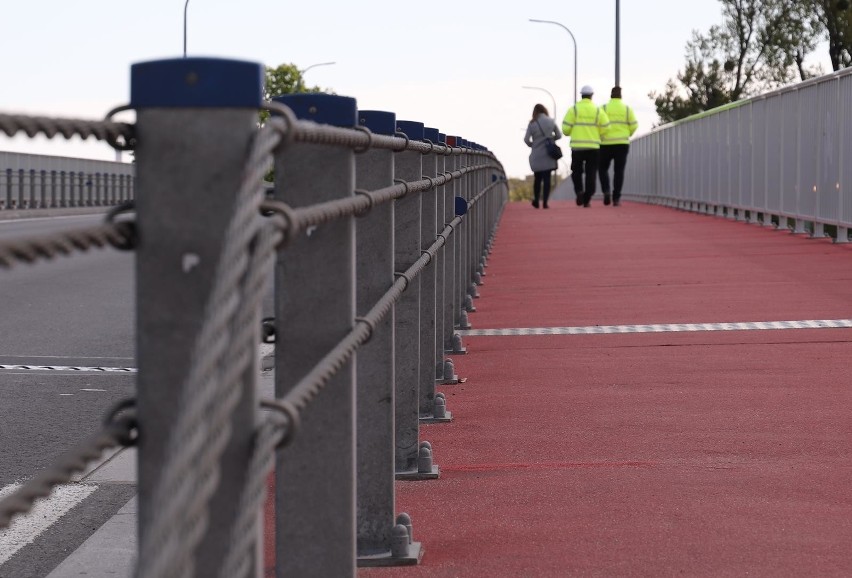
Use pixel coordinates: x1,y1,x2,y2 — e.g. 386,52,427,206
524,104,562,209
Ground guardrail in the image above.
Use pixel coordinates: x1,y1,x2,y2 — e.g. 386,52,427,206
628,65,852,242
0,57,508,577
0,141,134,212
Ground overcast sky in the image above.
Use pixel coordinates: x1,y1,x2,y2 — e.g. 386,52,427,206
0,0,831,178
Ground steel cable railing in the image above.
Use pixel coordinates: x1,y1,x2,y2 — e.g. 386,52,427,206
139,108,501,575
220,178,501,575
0,94,508,578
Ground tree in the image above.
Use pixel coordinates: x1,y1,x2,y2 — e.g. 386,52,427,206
259,63,329,181
259,63,325,124
650,0,822,124
808,0,852,70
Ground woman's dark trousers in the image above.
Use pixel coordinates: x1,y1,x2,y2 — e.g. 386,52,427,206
533,170,552,207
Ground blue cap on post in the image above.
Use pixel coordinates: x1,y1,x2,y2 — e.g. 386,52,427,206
130,58,264,108
424,127,440,144
274,93,357,127
455,196,468,216
438,132,446,144
396,121,424,141
358,110,396,136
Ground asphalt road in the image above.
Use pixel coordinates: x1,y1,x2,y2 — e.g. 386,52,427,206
0,214,136,576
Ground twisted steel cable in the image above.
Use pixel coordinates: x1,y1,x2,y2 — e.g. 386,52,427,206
0,113,134,148
0,222,134,268
162,216,281,578
0,403,137,529
135,123,284,578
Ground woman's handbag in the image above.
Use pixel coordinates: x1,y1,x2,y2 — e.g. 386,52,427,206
544,138,563,160
535,117,563,160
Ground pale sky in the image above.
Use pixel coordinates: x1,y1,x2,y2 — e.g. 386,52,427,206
0,0,828,178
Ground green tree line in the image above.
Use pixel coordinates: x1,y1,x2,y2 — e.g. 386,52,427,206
652,0,852,123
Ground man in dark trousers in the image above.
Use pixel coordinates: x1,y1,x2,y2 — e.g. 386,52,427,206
562,85,610,207
598,86,638,206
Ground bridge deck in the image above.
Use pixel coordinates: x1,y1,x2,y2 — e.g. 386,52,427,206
358,199,852,577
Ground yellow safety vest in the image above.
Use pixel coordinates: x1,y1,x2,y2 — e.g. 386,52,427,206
600,98,638,145
562,99,610,149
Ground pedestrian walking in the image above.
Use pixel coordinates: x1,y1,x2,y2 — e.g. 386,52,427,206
598,86,638,206
562,85,609,207
523,103,562,209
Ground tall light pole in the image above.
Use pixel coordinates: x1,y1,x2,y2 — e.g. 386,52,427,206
529,19,577,103
615,0,621,86
298,61,336,91
521,85,557,120
183,0,190,57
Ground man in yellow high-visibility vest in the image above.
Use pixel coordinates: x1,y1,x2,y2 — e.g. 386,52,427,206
598,86,638,206
562,85,610,207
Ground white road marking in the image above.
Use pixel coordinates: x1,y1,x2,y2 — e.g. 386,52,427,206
80,388,107,392
0,354,133,360
0,483,97,564
459,319,852,337
0,365,136,373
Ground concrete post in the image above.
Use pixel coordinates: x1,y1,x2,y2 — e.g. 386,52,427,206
273,93,358,577
437,133,459,378
394,120,438,480
354,110,422,566
417,127,446,423
133,57,263,577
434,132,447,382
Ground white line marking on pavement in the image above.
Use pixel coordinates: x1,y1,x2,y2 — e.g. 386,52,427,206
80,389,107,392
0,354,134,360
458,319,852,337
0,365,136,373
0,483,97,564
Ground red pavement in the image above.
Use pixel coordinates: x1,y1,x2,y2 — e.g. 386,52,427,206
306,199,852,576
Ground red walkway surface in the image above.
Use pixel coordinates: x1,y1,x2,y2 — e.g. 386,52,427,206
356,198,852,577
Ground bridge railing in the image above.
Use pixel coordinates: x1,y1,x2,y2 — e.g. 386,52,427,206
628,65,852,242
0,143,134,212
0,57,508,577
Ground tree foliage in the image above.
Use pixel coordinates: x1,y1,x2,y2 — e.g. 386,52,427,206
811,0,852,70
651,0,852,124
259,63,325,124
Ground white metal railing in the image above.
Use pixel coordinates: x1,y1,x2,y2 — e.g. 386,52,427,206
627,65,852,242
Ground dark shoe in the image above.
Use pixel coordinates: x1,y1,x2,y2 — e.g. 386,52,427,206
583,202,591,208
613,198,621,206
532,200,539,209
604,194,612,206
543,203,549,209
575,194,583,206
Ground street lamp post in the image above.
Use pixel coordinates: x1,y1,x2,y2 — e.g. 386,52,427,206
183,0,190,57
615,0,621,86
298,61,336,91
521,85,557,121
529,19,578,103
